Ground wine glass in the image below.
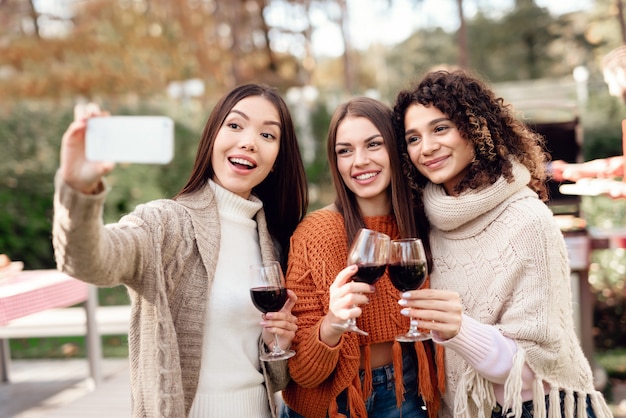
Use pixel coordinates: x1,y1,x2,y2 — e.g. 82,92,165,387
388,238,432,342
332,228,390,336
249,261,296,361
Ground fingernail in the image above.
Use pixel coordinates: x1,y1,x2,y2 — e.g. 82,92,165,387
369,285,376,292
401,292,411,298
398,299,408,306
400,308,410,316
259,321,267,326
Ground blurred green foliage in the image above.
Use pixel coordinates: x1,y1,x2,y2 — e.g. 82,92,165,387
596,348,626,380
582,195,626,353
581,86,625,161
0,104,71,269
9,335,128,359
0,101,200,267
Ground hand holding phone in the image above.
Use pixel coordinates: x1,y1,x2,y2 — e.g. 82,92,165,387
85,116,174,164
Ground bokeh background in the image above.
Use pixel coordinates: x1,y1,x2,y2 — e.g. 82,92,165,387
1,0,625,401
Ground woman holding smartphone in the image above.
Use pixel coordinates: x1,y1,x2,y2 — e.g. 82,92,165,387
53,84,308,418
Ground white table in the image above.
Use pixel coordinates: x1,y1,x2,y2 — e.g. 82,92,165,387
0,270,103,385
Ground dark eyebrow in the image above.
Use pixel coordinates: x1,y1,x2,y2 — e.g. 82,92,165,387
230,109,250,120
336,133,382,148
230,109,281,129
405,117,450,136
429,117,451,126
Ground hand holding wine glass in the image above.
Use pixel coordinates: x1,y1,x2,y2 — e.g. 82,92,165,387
331,228,390,336
250,261,296,361
389,238,432,342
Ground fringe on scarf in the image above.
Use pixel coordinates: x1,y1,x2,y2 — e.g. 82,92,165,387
415,341,434,402
590,391,615,418
328,398,346,418
421,340,442,418
392,341,405,409
347,374,367,418
361,345,372,400
436,344,446,394
575,391,587,418
548,386,560,418
532,378,546,417
453,368,472,418
502,349,525,417
563,388,575,418
453,366,496,418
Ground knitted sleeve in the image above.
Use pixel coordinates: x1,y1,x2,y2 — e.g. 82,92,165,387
435,314,519,384
285,211,361,389
53,171,193,289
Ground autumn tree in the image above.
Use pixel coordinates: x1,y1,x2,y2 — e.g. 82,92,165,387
0,0,309,100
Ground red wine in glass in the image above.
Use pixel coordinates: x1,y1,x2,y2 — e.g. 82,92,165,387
331,228,390,336
389,239,432,342
388,262,426,292
249,261,295,361
250,287,288,313
353,264,387,285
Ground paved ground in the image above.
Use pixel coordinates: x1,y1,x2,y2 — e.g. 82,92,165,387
0,358,130,418
1,358,625,418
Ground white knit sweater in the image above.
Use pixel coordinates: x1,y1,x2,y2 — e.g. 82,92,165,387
189,181,269,418
423,161,613,418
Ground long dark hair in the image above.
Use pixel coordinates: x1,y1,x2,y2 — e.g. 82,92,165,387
326,97,430,257
394,69,548,200
176,83,309,263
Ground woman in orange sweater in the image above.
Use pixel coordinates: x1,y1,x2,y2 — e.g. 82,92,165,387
281,97,446,418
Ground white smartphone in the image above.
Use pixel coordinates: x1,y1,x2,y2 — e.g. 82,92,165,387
85,116,174,164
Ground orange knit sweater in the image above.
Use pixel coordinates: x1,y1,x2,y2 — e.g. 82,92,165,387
283,210,444,418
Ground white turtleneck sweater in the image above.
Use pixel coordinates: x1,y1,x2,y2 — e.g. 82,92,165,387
189,181,269,418
424,161,612,418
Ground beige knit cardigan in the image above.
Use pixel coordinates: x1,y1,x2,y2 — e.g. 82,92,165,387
52,173,289,417
423,162,613,418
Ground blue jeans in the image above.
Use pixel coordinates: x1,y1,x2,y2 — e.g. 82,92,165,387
491,390,597,418
281,348,428,418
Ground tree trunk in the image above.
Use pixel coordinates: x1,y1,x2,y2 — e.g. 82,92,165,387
457,0,468,68
338,0,354,94
27,0,41,39
617,0,626,44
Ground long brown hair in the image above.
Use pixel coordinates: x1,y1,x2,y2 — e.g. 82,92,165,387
176,83,309,263
326,97,430,254
394,69,549,201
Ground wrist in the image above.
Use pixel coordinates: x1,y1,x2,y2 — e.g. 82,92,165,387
319,316,343,347
82,181,104,195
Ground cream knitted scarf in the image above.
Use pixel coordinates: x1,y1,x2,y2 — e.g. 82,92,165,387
423,161,612,418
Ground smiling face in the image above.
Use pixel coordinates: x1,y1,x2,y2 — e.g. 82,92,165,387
211,96,281,199
403,103,474,195
335,116,391,215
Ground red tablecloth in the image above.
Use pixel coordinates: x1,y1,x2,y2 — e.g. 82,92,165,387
0,270,88,325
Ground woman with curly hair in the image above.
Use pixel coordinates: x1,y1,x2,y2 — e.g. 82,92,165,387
392,69,612,418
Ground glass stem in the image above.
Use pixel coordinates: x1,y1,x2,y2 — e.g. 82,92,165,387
272,334,282,355
409,319,420,336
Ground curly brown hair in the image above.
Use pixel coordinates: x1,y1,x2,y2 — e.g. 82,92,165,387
393,70,549,201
